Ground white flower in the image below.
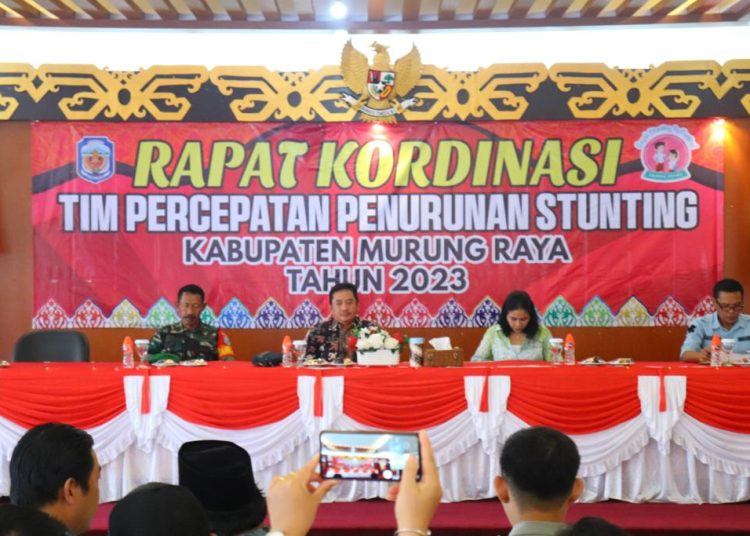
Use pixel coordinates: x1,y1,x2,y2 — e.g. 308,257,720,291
367,333,385,349
355,326,402,353
384,337,399,350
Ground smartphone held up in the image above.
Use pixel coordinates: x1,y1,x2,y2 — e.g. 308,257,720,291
319,430,421,482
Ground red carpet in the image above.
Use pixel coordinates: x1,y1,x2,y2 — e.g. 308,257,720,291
87,499,750,536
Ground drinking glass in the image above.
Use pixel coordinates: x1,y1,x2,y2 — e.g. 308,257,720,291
549,338,564,364
292,340,307,366
134,339,150,368
721,338,736,365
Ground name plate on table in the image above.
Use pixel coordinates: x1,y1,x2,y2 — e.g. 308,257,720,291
424,348,464,367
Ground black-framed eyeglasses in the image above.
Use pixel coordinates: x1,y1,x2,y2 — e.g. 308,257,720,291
716,302,744,312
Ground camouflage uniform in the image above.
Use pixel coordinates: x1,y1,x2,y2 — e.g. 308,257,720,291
304,317,373,362
148,321,219,361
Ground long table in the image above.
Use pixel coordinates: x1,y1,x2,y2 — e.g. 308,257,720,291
0,361,748,504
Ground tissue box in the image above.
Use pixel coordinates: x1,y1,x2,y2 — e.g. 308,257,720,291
357,349,401,366
423,347,465,367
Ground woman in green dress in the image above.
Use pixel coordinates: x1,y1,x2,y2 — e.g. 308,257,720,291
471,290,552,361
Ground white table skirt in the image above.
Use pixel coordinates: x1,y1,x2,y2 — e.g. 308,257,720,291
1,373,749,504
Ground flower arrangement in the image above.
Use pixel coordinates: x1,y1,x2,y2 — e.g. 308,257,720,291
349,325,404,353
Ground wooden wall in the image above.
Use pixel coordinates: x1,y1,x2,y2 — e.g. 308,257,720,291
0,123,33,361
2,119,749,363
79,326,687,363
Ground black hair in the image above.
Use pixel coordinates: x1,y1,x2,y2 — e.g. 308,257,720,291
329,282,359,304
178,284,205,303
559,516,630,536
713,278,744,299
498,290,540,339
0,505,70,536
500,426,580,509
654,141,665,148
109,483,211,536
207,504,268,536
10,423,94,510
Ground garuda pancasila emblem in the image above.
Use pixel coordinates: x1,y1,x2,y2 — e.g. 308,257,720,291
340,40,422,123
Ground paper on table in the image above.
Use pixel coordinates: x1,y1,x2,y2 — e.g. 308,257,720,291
429,337,452,350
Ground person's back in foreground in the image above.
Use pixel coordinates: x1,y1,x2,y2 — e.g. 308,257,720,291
495,426,583,536
0,504,71,536
9,423,100,535
178,439,268,536
108,482,212,536
558,516,630,536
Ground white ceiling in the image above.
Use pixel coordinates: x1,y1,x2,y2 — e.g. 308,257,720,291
1,25,749,70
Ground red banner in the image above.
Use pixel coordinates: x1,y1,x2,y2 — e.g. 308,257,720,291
31,120,724,329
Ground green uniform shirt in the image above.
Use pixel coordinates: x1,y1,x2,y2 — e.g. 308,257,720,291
148,321,219,361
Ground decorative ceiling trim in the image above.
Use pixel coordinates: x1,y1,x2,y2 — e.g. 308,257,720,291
1,0,749,29
1,60,749,122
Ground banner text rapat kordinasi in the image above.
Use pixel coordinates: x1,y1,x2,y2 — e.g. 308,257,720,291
129,136,624,190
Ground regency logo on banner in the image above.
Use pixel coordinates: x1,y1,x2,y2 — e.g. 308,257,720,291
32,120,723,329
76,136,115,184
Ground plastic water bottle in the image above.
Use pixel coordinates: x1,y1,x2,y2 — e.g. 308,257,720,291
122,336,135,369
281,335,293,368
710,334,721,367
563,333,576,365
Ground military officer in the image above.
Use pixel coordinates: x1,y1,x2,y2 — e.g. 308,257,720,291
148,284,230,361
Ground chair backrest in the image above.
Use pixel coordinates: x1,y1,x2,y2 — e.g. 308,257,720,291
12,330,90,362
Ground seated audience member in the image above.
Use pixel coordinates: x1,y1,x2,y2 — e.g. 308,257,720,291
265,430,441,536
108,483,212,536
681,278,750,363
179,440,268,536
0,504,70,536
304,282,373,362
557,516,630,536
472,291,552,361
9,423,101,536
148,283,233,361
495,426,583,536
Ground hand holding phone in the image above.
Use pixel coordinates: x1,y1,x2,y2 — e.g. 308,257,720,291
390,430,442,536
319,430,421,482
267,455,337,536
